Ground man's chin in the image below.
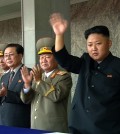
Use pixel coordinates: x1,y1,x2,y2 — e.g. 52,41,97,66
7,64,12,66
42,67,49,71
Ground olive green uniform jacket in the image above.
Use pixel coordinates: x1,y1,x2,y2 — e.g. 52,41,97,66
21,68,72,133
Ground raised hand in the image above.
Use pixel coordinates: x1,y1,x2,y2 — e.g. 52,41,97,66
49,13,68,35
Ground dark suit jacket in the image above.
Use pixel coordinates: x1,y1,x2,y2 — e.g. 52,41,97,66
52,46,120,134
0,65,31,128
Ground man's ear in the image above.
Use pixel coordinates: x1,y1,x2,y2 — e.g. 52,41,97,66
108,39,112,48
19,54,23,60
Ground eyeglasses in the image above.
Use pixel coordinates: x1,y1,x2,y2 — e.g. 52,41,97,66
4,53,17,58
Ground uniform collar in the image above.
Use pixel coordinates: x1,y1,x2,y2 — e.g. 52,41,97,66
94,52,114,70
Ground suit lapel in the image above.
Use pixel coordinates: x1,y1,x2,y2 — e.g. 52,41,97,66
8,66,23,91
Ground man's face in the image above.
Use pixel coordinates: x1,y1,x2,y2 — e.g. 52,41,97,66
4,47,22,69
39,53,58,73
0,56,9,71
87,33,112,62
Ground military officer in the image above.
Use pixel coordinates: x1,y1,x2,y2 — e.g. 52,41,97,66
0,43,9,77
20,37,72,133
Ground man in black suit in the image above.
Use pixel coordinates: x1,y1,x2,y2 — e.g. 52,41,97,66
0,43,30,128
50,13,120,134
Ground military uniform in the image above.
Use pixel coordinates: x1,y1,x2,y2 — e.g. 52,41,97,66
0,43,9,78
0,43,7,56
21,37,72,132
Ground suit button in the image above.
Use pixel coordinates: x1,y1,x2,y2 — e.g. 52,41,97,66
88,96,90,99
91,85,94,88
97,66,100,69
86,109,89,112
35,108,37,111
2,103,3,106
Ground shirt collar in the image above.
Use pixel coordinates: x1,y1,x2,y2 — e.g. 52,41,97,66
4,69,10,74
45,69,55,77
10,64,22,74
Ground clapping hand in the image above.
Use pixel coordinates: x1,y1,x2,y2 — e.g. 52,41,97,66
0,83,7,97
21,66,33,88
31,64,42,82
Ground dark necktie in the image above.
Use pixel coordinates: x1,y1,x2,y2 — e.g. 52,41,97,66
8,71,15,86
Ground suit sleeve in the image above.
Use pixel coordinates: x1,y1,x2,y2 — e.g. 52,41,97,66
52,46,82,74
5,90,24,104
20,88,35,104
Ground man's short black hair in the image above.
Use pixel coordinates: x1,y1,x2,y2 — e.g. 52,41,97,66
84,25,110,40
4,43,24,55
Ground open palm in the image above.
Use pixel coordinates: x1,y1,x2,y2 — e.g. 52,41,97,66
50,13,68,35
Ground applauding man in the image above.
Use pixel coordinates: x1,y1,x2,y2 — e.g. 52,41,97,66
0,43,31,128
21,37,72,133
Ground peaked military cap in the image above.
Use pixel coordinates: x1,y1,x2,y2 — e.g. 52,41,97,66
36,37,54,55
0,43,8,56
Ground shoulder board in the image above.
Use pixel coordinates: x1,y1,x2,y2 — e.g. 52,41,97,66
56,70,67,75
50,70,59,78
50,70,68,79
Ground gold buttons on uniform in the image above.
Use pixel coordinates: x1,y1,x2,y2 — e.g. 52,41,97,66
34,116,37,119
